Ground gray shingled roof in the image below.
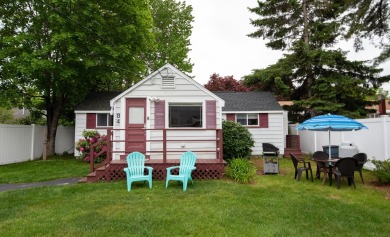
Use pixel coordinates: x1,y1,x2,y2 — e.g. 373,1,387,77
75,91,121,111
75,91,282,112
213,91,283,111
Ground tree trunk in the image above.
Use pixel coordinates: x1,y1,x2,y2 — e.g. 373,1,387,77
303,0,312,98
303,0,315,117
46,95,64,156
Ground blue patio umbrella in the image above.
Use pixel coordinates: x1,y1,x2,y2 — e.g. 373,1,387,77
296,114,368,158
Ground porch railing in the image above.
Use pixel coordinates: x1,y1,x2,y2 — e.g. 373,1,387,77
89,128,223,173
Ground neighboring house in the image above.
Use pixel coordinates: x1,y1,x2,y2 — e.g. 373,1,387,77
366,99,390,117
12,108,30,120
214,92,288,156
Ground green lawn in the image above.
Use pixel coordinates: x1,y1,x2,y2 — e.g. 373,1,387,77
0,155,89,183
0,156,389,237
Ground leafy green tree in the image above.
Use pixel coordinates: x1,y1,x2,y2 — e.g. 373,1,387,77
245,0,390,120
0,0,155,155
148,0,194,73
0,108,14,124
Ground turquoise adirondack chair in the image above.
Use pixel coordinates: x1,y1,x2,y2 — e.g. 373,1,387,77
166,151,197,191
123,152,153,191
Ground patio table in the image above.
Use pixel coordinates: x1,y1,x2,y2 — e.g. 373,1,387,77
311,158,339,186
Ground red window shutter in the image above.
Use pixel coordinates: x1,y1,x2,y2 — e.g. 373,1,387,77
259,113,269,128
206,100,216,129
86,113,96,129
226,114,235,121
154,100,165,129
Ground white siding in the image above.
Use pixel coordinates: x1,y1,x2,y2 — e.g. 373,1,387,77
148,130,217,159
248,113,286,156
112,100,124,160
117,71,223,128
110,69,222,160
74,113,110,156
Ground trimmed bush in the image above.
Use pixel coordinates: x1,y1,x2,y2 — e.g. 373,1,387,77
75,130,107,162
222,120,254,161
225,158,257,183
372,159,390,184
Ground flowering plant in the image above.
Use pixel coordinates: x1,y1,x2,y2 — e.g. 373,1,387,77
75,130,107,162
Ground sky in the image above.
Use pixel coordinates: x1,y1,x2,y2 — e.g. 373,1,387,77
185,0,390,91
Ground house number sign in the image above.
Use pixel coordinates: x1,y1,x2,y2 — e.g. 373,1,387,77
116,113,120,125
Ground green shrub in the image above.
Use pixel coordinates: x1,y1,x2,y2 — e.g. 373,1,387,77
75,130,107,162
0,107,14,124
222,120,254,161
371,159,390,184
225,158,257,183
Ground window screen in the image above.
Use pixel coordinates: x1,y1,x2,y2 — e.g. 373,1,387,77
169,103,202,127
97,114,113,127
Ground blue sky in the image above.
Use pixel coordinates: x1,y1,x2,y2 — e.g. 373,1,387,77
186,0,390,91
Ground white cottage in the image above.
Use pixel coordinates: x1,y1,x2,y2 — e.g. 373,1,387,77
75,64,226,181
74,64,287,182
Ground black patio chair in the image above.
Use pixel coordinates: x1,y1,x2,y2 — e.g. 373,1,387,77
290,153,313,182
262,143,280,157
333,157,358,189
312,151,329,180
352,153,367,184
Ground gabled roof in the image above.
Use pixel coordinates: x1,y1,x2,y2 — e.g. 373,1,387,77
213,91,283,112
75,91,121,111
110,63,224,108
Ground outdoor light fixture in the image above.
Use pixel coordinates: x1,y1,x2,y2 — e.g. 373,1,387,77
149,97,160,102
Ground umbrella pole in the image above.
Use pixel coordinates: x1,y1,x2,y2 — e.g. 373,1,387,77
328,130,331,159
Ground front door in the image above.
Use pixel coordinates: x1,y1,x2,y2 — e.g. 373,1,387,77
125,98,146,154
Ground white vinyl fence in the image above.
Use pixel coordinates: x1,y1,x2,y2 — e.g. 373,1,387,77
289,116,390,169
0,124,75,165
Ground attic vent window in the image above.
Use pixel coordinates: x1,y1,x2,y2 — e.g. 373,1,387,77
161,76,175,88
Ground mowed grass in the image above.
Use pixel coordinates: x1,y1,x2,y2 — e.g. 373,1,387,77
0,155,89,183
0,156,389,237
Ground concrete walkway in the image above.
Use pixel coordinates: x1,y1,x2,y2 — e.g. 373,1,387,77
0,177,82,192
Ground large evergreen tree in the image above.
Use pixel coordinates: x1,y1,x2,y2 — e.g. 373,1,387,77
343,0,390,64
245,0,390,121
0,0,156,155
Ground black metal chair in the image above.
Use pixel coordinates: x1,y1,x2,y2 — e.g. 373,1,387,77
312,151,329,181
262,143,280,157
333,157,358,189
290,153,313,182
352,153,367,184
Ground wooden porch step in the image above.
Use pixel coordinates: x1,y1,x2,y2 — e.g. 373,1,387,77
284,148,302,157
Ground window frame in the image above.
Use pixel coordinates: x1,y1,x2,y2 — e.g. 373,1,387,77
168,102,203,128
96,113,113,127
236,113,259,126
